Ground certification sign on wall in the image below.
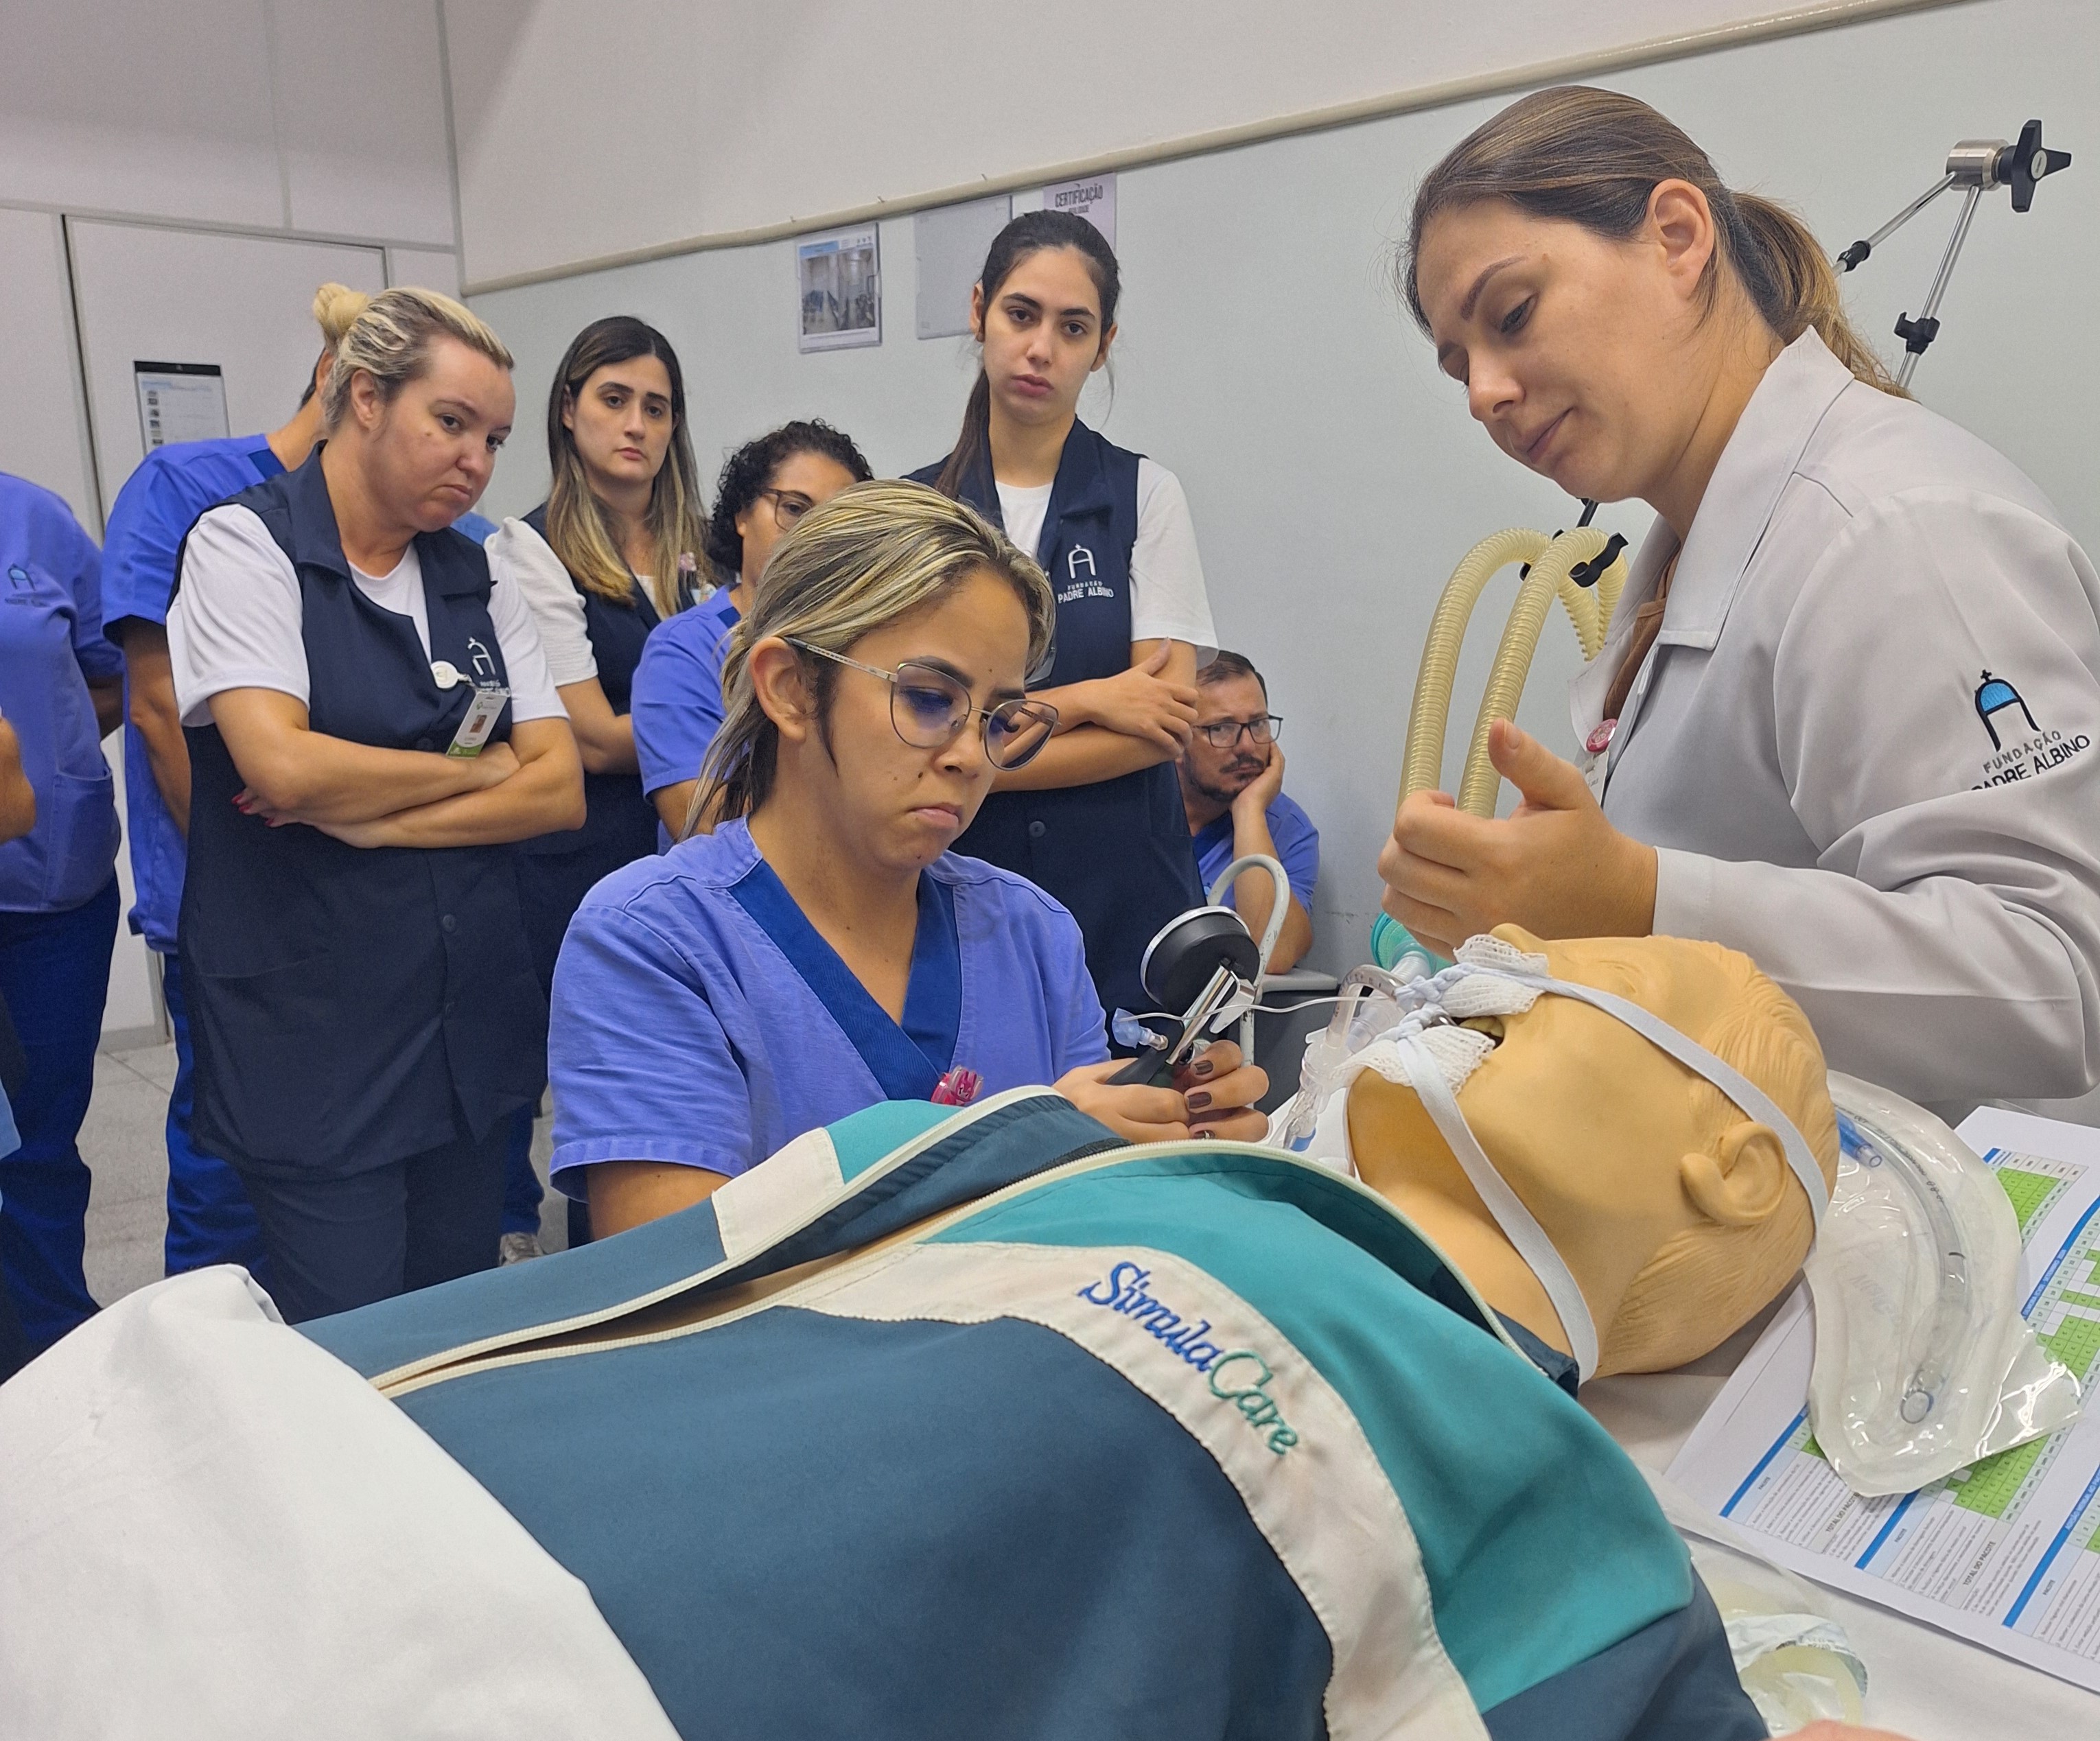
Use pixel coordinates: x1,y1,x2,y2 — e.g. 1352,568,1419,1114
797,226,882,353
134,361,229,452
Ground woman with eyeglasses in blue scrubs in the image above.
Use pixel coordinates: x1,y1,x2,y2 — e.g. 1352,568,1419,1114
100,282,370,1289
630,419,870,843
550,481,1268,1237
0,473,124,1353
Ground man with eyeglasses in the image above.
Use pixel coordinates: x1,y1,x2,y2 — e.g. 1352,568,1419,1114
1177,652,1318,972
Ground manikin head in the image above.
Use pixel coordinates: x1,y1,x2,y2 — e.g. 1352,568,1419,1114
1348,925,1839,1375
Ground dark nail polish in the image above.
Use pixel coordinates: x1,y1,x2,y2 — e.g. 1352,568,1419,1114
1193,1057,1216,1078
1186,1090,1212,1111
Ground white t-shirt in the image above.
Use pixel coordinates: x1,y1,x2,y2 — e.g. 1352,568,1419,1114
169,504,565,729
994,456,1217,657
485,517,598,688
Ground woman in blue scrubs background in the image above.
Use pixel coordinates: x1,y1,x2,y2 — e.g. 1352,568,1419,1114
101,281,369,1287
551,481,1268,1236
0,709,42,1377
0,473,124,1352
630,419,870,840
912,211,1218,1027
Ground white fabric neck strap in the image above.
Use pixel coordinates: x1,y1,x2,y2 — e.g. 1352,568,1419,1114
1364,953,1830,1381
1470,966,1830,1227
1390,1031,1602,1379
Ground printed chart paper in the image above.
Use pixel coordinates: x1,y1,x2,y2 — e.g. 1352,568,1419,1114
132,361,229,451
1670,1106,2100,1694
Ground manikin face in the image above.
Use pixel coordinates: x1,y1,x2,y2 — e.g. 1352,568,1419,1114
1180,673,1272,807
1413,196,1716,506
1349,926,1819,1364
563,354,674,501
736,449,862,590
784,568,1032,876
971,245,1114,431
353,336,515,533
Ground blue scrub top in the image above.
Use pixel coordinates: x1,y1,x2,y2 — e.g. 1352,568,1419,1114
100,435,285,950
631,585,740,799
548,817,1108,1192
0,474,121,913
1193,792,1320,911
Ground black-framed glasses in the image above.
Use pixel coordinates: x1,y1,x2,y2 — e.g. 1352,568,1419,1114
758,487,817,533
1196,714,1281,749
786,640,1060,769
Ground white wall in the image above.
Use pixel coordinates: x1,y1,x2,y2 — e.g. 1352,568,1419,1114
469,0,2099,978
443,0,1946,286
0,0,456,244
0,0,461,1036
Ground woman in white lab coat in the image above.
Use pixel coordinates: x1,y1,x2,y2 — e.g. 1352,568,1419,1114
1380,86,2100,1120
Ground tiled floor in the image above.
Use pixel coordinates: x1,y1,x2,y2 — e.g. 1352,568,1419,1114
81,1037,568,1310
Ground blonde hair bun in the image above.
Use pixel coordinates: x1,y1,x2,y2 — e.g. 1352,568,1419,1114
312,282,373,348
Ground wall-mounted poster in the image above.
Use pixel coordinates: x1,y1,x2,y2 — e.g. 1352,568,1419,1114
797,225,881,352
1031,174,1116,248
133,361,229,452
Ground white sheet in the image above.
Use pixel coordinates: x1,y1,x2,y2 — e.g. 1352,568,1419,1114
0,1267,679,1741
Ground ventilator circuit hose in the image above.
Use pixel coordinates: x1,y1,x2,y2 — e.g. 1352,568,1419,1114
1399,526,1629,818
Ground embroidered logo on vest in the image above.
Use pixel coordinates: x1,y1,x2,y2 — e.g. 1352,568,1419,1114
1077,1260,1300,1454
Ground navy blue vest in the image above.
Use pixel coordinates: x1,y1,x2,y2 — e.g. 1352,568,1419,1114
175,452,546,1176
911,421,1201,1018
513,504,662,993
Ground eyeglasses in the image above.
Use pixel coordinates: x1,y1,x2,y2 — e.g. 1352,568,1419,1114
758,488,817,533
786,640,1060,769
1196,714,1282,749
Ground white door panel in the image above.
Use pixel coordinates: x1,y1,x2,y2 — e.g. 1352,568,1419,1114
67,220,386,519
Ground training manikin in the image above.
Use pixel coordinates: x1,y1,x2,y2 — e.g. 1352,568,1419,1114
1288,923,1838,1384
2,928,1854,1741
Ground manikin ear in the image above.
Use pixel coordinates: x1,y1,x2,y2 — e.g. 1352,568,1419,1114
747,638,817,746
1679,1121,1790,1228
1646,178,1719,305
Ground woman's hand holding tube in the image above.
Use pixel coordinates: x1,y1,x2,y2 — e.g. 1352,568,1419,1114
1378,718,1657,957
1056,1040,1268,1145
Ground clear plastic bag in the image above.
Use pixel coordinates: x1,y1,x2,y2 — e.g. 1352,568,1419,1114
1807,1075,2083,1497
1644,1470,1869,1733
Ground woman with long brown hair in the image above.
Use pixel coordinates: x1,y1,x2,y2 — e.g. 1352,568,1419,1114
485,318,708,1253
1379,85,2100,1121
488,316,707,988
909,211,1217,1029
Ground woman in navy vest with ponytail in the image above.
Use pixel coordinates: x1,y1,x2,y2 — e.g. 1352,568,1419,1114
484,317,706,1255
911,212,1216,1024
166,288,583,1322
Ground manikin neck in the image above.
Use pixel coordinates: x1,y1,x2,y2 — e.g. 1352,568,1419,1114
1346,1077,1582,1360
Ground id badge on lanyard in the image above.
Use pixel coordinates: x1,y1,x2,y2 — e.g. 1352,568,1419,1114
445,680,509,757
